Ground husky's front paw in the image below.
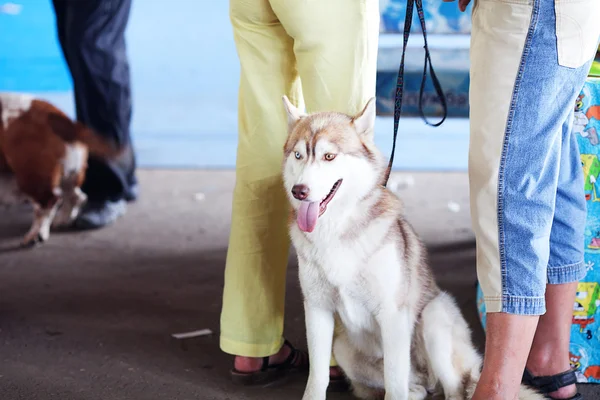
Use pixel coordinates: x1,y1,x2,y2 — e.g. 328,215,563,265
408,384,428,400
301,390,327,400
384,387,410,400
302,381,328,400
301,393,326,400
384,393,406,400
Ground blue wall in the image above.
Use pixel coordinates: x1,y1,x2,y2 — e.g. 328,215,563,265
0,0,470,171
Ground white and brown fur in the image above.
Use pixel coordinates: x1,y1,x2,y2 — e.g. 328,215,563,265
281,96,544,400
0,92,120,247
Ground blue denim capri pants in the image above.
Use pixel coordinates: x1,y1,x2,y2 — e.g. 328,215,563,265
469,0,600,315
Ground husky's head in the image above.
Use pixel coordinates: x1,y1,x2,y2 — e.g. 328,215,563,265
282,96,385,233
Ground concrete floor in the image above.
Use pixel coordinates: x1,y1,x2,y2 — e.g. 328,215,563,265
0,170,596,399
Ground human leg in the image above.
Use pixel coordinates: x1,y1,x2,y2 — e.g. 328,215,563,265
51,0,137,230
221,0,379,386
523,94,590,399
50,0,69,68
219,0,304,379
271,0,379,116
525,283,580,399
468,0,599,399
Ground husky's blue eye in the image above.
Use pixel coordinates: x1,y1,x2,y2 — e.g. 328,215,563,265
324,153,336,161
294,151,302,159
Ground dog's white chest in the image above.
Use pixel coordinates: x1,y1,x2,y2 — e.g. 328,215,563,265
336,285,378,333
300,250,380,333
297,230,404,355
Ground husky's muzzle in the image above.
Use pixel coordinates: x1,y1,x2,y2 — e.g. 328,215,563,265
292,179,342,232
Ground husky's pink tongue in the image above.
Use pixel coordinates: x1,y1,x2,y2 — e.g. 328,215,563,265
297,201,319,232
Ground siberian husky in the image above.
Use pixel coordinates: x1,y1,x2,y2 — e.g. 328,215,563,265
281,96,544,400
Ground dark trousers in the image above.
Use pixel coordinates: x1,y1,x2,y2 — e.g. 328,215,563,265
51,0,137,203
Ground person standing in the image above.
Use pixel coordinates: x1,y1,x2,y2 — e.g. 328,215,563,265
51,0,138,230
219,0,379,388
445,0,600,398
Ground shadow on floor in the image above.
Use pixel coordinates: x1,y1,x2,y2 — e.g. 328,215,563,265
0,170,596,399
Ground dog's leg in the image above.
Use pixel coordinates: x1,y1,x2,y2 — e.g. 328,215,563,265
302,303,335,400
52,187,87,228
422,323,462,399
16,168,62,246
379,307,413,400
421,294,476,400
408,381,428,400
23,201,60,246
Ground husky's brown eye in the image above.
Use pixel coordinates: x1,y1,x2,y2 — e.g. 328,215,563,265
294,151,302,160
324,153,336,161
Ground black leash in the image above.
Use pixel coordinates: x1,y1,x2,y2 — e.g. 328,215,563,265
382,0,448,187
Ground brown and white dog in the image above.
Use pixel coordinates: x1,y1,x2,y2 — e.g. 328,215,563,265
0,92,120,247
281,96,544,400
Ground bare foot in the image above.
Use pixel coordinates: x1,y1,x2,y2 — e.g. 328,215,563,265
233,342,345,381
234,342,296,373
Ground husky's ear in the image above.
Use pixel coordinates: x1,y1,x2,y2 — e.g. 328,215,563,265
352,97,376,140
282,95,305,130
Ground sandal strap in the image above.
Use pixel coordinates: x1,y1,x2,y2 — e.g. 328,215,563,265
266,339,307,370
258,340,297,371
563,394,583,400
523,368,578,394
260,355,270,371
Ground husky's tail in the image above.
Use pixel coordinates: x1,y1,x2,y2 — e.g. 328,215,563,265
516,386,549,400
46,112,123,159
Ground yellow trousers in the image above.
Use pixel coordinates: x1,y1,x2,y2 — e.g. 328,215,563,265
220,0,380,359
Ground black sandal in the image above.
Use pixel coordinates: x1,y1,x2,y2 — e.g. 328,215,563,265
230,339,349,392
522,368,583,400
230,339,309,386
328,369,351,392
